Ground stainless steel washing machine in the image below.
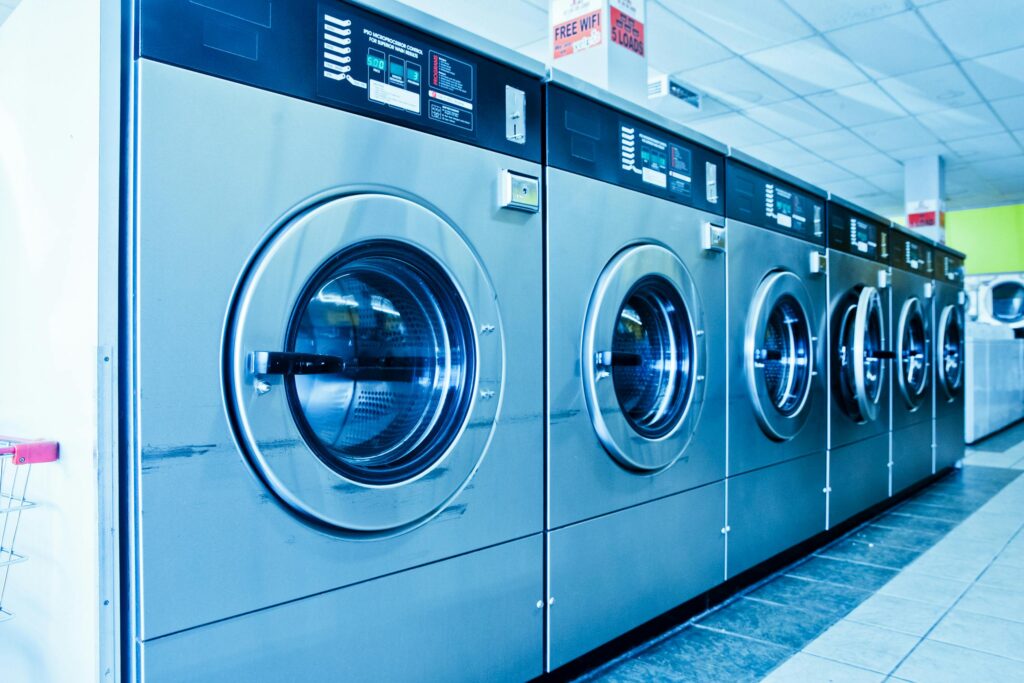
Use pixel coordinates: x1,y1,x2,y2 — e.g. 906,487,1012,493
126,2,545,680
934,245,968,471
724,153,829,577
889,226,935,494
544,73,727,671
826,198,893,527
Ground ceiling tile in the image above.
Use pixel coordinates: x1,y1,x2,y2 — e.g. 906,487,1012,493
826,11,950,79
647,2,732,73
793,128,880,160
916,103,1005,142
688,113,781,147
962,47,1024,101
677,58,795,108
647,93,735,122
747,37,868,95
877,64,980,114
974,156,1024,181
991,95,1024,129
784,0,907,32
837,153,902,176
805,82,905,127
872,172,906,193
396,0,547,47
516,37,547,63
743,98,842,138
739,139,823,168
658,0,814,54
854,117,939,151
787,160,857,185
920,0,1024,59
826,177,887,200
946,132,1023,161
1013,130,1024,149
889,142,952,161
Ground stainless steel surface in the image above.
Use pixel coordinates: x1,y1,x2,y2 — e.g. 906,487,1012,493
829,432,890,527
891,420,933,495
934,280,967,471
727,220,828,474
965,321,1024,443
130,59,543,667
546,168,726,528
547,482,725,670
828,250,892,450
546,70,730,156
140,535,544,682
727,451,827,577
727,149,827,199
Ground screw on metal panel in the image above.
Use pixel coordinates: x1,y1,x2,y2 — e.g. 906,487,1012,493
696,330,705,337
536,600,544,609
480,389,496,400
720,526,731,534
548,597,555,605
823,487,832,493
480,324,496,334
254,379,271,395
697,375,706,382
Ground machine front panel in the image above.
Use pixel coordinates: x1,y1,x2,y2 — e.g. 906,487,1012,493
725,160,825,246
138,0,543,161
828,201,889,264
890,228,935,276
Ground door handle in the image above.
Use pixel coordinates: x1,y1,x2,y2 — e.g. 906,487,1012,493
248,351,420,381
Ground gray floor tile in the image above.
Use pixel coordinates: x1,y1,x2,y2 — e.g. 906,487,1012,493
696,597,836,652
956,583,1024,624
876,572,969,608
976,562,1024,591
963,450,1024,468
786,557,898,593
763,652,884,682
929,608,1024,662
817,539,922,570
996,539,1024,566
892,501,973,523
747,575,871,619
850,524,944,552
845,593,947,637
873,512,959,535
893,639,1024,682
966,421,1024,452
804,620,917,674
904,549,991,582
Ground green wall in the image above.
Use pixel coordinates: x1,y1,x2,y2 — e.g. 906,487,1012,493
946,204,1024,274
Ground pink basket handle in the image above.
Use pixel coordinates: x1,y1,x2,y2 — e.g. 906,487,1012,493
0,437,60,465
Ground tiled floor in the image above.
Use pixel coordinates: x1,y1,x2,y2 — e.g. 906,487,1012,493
578,422,1024,682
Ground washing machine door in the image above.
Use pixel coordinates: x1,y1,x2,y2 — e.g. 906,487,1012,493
834,286,886,423
744,271,815,441
982,278,1024,328
582,244,705,471
896,297,930,410
937,302,965,400
227,194,501,534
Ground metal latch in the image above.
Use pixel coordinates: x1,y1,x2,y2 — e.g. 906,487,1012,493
923,281,934,299
809,251,827,276
499,170,540,213
701,222,726,253
877,268,890,289
505,86,526,145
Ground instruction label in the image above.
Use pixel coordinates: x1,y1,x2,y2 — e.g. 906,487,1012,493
610,0,645,56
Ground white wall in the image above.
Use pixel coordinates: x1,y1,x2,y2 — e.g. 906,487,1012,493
0,0,119,680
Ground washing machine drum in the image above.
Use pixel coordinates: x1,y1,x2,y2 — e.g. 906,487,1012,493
937,302,965,400
227,194,502,534
984,279,1024,328
745,271,815,441
833,286,886,423
583,245,706,472
896,297,930,410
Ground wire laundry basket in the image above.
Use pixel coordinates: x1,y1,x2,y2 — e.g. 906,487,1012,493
0,437,59,622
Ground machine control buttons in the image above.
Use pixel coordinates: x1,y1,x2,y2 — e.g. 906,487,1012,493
701,222,726,253
809,251,828,276
500,170,540,212
505,85,526,145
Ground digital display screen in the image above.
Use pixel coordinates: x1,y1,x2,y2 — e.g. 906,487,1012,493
851,218,878,254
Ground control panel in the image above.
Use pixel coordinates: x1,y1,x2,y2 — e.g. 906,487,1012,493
936,249,965,285
725,160,825,246
827,201,889,264
545,85,725,215
890,228,934,275
138,0,542,162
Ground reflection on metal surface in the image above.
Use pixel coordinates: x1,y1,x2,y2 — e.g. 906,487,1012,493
896,297,929,411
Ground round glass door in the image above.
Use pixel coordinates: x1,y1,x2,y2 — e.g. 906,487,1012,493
228,195,503,534
989,280,1024,327
583,245,706,471
896,297,929,410
834,286,886,423
937,303,965,400
745,271,815,441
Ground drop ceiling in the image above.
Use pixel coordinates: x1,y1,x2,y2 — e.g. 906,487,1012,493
0,0,19,25
396,0,1024,217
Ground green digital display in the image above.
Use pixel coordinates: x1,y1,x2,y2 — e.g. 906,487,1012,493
367,54,386,70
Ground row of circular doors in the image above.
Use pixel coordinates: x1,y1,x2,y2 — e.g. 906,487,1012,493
224,194,965,536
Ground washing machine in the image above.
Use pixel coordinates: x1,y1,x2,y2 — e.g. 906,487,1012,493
126,2,545,680
544,73,727,671
888,226,935,494
934,245,968,471
973,272,1024,330
724,153,829,577
826,198,893,527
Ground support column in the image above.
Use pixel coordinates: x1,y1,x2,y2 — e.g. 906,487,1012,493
904,155,946,243
549,0,647,102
